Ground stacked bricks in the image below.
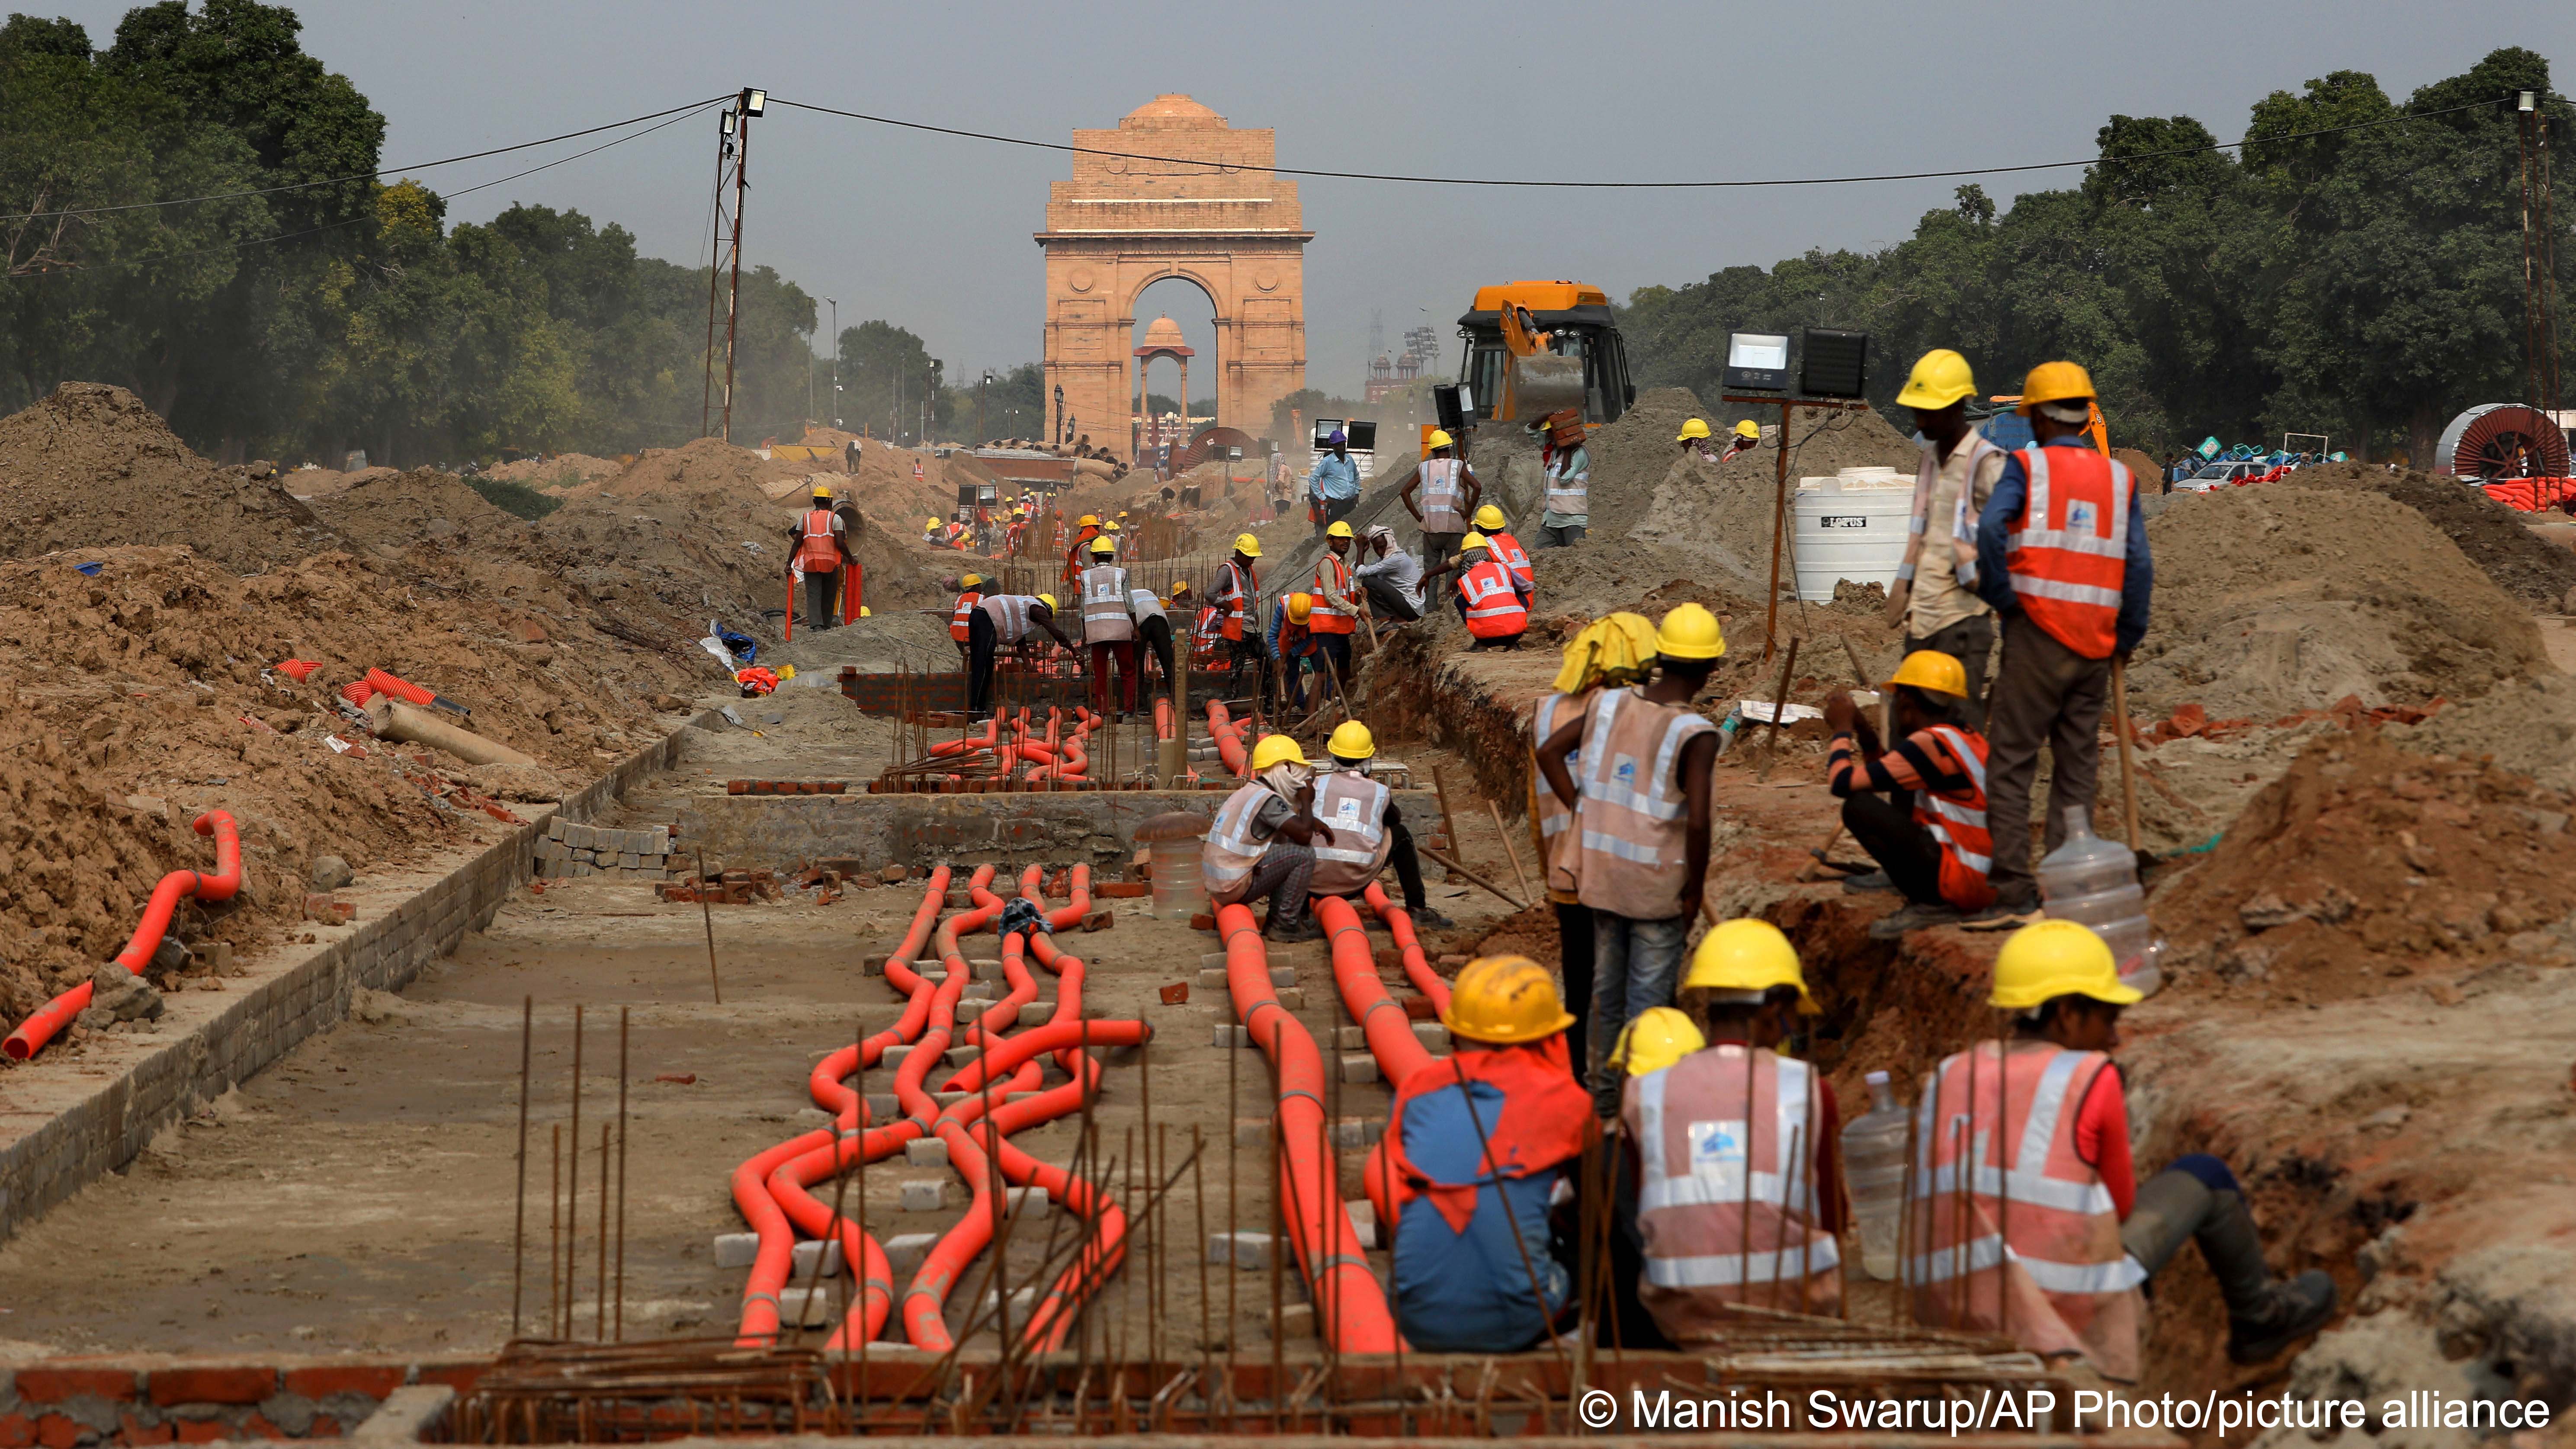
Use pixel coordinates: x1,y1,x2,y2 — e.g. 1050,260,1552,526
533,819,673,880
726,780,849,795
0,1359,477,1444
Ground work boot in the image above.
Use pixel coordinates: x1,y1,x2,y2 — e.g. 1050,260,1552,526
1405,906,1454,930
1867,901,1960,940
1840,870,1893,894
1264,916,1325,944
1960,888,2043,931
2191,1183,2339,1363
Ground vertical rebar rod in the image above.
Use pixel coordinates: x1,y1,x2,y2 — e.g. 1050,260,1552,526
1225,1008,1240,1432
1192,1123,1213,1407
853,1015,869,1434
512,995,532,1337
1267,1106,1285,1434
696,849,722,1003
567,1005,584,1340
548,1124,562,1339
595,1121,611,1340
1141,1039,1158,1371
615,1007,629,1341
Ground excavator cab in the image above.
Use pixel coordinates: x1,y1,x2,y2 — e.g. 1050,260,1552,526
1456,281,1635,427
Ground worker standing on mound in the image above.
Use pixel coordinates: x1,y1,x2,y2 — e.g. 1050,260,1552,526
1308,721,1450,927
1308,520,1362,697
1527,408,1590,547
1887,349,2007,723
1353,524,1424,623
1078,536,1141,720
1535,603,1724,1114
1207,533,1266,704
1203,734,1337,942
1530,612,1659,1076
1399,428,1481,570
966,591,1077,719
1450,533,1529,650
1379,955,1590,1353
1624,920,1846,1331
1473,504,1533,595
789,484,857,631
948,571,985,662
1908,921,2335,1377
1307,429,1361,536
1970,362,2153,926
1824,650,1996,938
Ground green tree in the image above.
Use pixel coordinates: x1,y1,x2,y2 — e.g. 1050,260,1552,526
835,319,941,444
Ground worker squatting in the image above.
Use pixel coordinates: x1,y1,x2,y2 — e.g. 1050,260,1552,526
1177,356,2341,1382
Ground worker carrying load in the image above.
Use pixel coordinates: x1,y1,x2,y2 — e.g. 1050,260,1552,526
1079,536,1142,720
1889,348,2007,723
965,591,1077,719
1309,721,1449,927
1529,612,1660,1074
1203,734,1339,942
1378,955,1591,1353
1473,504,1532,593
1908,921,2335,1377
1679,417,1762,465
1623,920,1847,1334
949,572,984,658
1824,649,1996,939
788,484,858,632
1526,407,1590,546
1206,533,1268,703
1353,524,1425,622
1399,428,1482,569
1450,533,1528,649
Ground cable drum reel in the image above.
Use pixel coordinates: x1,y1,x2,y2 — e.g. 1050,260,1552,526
2434,404,2570,479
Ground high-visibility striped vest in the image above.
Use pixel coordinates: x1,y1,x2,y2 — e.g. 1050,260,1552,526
1080,564,1135,642
1458,560,1527,640
1202,781,1280,900
1530,689,1598,902
1213,561,1255,642
1486,529,1533,592
1625,1045,1841,1338
1573,687,1716,920
949,590,982,642
1912,724,1996,911
1307,769,1393,896
2004,445,2132,660
980,594,1038,644
1418,458,1470,533
1543,446,1589,517
1309,554,1357,634
1128,589,1166,625
1906,1042,2146,1382
796,510,841,571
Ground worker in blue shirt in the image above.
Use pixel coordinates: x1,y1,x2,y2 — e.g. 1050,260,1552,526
1306,430,1361,537
1967,362,2154,924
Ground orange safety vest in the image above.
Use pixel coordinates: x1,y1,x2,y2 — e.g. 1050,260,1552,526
1624,1045,1841,1338
1063,526,1100,582
796,510,841,572
1486,529,1534,592
2003,446,2132,660
1911,724,1996,911
1906,1042,2146,1381
1214,560,1255,642
1457,560,1527,639
1572,686,1716,920
949,590,982,642
1308,553,1357,634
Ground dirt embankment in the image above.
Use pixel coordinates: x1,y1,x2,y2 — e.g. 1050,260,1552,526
307,468,530,551
2291,462,2576,610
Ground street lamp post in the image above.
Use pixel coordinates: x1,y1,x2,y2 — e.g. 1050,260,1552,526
827,298,841,427
979,369,994,448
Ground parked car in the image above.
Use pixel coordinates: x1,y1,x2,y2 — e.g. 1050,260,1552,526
2177,460,2272,491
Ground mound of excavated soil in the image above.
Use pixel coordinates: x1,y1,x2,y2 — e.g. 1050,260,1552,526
2391,671,2576,789
574,436,814,500
2126,486,2547,720
2285,462,2576,610
769,609,960,674
308,468,528,551
484,453,619,489
0,384,337,572
1614,400,1920,591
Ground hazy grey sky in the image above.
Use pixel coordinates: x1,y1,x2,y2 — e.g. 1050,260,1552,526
42,0,2574,396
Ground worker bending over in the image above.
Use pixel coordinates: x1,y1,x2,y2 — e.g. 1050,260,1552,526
1971,362,2153,925
1130,582,1176,698
1308,521,1362,694
1887,349,2006,722
1353,525,1424,623
965,591,1076,719
1399,428,1481,570
1203,735,1338,942
1078,536,1142,720
1908,921,2335,1377
1207,533,1267,704
1536,603,1723,1115
947,572,983,660
1475,505,1533,594
1307,722,1449,928
1529,612,1659,1072
1379,956,1591,1353
1824,650,1995,939
790,484,857,631
1449,534,1528,650
1528,408,1589,546
1626,921,1846,1335
1265,592,1330,713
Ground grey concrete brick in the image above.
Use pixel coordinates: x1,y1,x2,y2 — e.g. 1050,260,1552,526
900,1180,947,1211
903,1138,950,1167
712,1231,759,1268
789,1238,844,1278
882,1231,939,1273
1340,1054,1379,1084
1208,1230,1274,1269
1412,1022,1452,1051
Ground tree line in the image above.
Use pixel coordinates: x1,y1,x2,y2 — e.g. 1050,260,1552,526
1619,47,2572,464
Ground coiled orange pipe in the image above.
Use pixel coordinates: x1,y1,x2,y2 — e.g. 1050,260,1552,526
1206,700,1250,777
6,810,242,1061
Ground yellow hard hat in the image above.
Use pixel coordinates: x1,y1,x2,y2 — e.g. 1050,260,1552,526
960,572,982,588
1089,536,1116,555
812,484,834,500
1460,532,1489,551
1683,918,1817,1013
1733,419,1761,441
1079,514,1099,527
925,517,940,530
1886,649,1969,698
1473,503,1506,531
1326,720,1375,760
1035,592,1057,612
1441,955,1575,1045
1896,349,1978,410
1286,591,1313,623
1170,579,1191,597
1426,428,1454,451
1248,733,1307,772
2015,361,2097,416
1677,418,1712,442
1610,1006,1707,1077
1234,532,1262,558
1990,920,2140,1010
1654,602,1726,661
1104,519,1122,533
1118,510,1129,517
1326,520,1354,539
778,664,797,680
859,606,871,617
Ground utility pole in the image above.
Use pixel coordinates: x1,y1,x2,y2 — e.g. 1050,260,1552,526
828,298,841,427
700,87,765,442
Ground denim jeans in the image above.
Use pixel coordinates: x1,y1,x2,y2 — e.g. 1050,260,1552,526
1589,911,1691,1110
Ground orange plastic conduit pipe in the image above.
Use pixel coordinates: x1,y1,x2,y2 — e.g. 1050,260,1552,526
1153,696,1174,742
1365,881,1451,1015
1320,895,1439,1089
1220,902,1401,1352
6,810,242,1061
1206,700,1251,777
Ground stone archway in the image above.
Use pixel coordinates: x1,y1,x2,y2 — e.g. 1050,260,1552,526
1038,95,1309,463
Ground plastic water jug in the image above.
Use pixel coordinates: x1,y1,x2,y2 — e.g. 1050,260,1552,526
1839,1071,1909,1280
2035,806,2162,998
1145,836,1207,919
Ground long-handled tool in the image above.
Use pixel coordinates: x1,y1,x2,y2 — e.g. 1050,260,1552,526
2111,659,2141,850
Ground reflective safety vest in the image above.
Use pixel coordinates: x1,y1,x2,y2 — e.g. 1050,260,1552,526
1202,780,1281,901
1913,724,1996,911
1906,1042,2146,1382
2004,446,2132,660
1213,561,1255,642
1418,458,1470,534
1486,529,1533,593
1531,689,1598,902
1080,564,1135,642
1309,554,1357,635
1063,526,1100,582
797,510,841,572
1128,589,1167,625
1191,604,1226,661
1626,1045,1841,1338
1543,447,1589,517
949,590,982,642
1307,769,1393,896
1573,687,1716,920
1458,560,1527,639
980,593,1039,645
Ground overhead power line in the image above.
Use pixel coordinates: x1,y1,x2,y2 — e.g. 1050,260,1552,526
768,93,2518,190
